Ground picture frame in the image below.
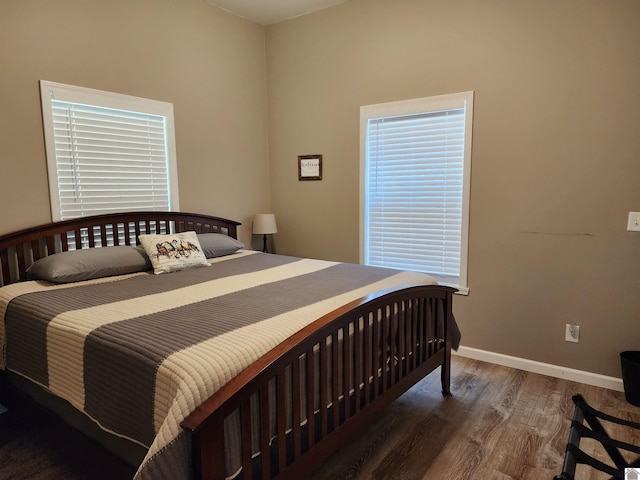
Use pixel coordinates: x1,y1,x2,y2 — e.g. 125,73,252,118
298,155,322,181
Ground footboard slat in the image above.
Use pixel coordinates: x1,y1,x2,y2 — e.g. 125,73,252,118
390,306,398,385
291,357,302,459
240,398,253,479
381,306,390,394
414,299,421,367
259,384,270,477
363,313,372,405
332,331,340,429
182,284,456,480
305,350,316,451
404,300,412,376
354,316,363,415
344,324,354,420
276,372,287,471
319,338,329,438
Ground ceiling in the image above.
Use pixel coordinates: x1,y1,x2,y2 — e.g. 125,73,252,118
206,0,348,25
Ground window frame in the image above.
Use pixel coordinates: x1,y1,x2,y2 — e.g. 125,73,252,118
359,91,473,294
39,80,180,222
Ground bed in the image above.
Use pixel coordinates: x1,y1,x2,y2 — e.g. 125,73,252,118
0,211,459,480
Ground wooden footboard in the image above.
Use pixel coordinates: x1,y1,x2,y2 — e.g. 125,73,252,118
182,284,456,480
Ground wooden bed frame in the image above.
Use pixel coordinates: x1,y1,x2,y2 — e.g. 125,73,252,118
0,211,457,480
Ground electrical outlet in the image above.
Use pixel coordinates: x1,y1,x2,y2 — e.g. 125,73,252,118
565,323,579,343
627,212,640,232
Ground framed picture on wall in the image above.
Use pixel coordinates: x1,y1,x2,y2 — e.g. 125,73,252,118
298,155,322,181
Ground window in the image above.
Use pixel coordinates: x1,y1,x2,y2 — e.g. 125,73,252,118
40,80,179,222
360,92,473,293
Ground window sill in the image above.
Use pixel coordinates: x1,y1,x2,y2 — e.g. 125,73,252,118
438,282,469,296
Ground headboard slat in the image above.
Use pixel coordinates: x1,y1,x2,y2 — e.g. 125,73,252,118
134,221,142,241
45,235,55,257
0,250,10,285
100,225,107,246
16,244,27,279
31,240,41,262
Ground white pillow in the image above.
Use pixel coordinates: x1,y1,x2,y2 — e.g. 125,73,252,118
138,231,209,274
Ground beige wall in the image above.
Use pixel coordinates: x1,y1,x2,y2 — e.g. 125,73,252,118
0,0,269,247
1,0,638,379
266,0,640,377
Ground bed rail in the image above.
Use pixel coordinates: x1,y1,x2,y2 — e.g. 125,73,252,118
0,211,241,286
182,284,456,480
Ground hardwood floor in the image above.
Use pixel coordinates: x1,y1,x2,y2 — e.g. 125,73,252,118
0,382,136,480
1,356,638,479
311,355,640,480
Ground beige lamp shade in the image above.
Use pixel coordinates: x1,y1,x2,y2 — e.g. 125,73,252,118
252,214,278,234
253,214,277,253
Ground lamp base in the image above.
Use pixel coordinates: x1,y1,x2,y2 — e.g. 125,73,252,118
262,234,268,253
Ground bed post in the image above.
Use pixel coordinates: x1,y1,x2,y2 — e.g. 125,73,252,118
441,290,454,396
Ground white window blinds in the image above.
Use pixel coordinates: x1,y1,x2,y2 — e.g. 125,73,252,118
360,92,473,292
40,81,179,221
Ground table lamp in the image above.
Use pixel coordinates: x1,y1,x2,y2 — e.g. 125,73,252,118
252,214,277,253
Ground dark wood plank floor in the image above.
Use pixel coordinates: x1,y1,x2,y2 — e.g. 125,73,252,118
310,356,640,480
0,380,136,480
1,356,638,480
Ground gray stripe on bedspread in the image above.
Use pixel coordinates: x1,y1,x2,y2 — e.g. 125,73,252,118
4,253,298,386
84,261,399,445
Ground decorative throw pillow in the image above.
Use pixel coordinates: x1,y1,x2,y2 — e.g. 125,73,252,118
138,231,209,274
26,245,152,283
196,233,244,258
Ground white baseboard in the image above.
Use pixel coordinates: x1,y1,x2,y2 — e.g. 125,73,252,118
454,346,625,392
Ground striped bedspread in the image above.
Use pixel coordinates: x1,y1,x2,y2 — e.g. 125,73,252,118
0,250,441,479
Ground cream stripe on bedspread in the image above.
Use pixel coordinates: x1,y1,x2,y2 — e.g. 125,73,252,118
45,256,339,411
0,269,153,370
148,269,436,471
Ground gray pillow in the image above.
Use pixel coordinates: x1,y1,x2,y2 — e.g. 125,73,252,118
197,233,244,258
26,246,152,283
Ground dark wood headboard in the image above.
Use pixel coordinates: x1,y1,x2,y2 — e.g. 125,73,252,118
0,211,241,286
